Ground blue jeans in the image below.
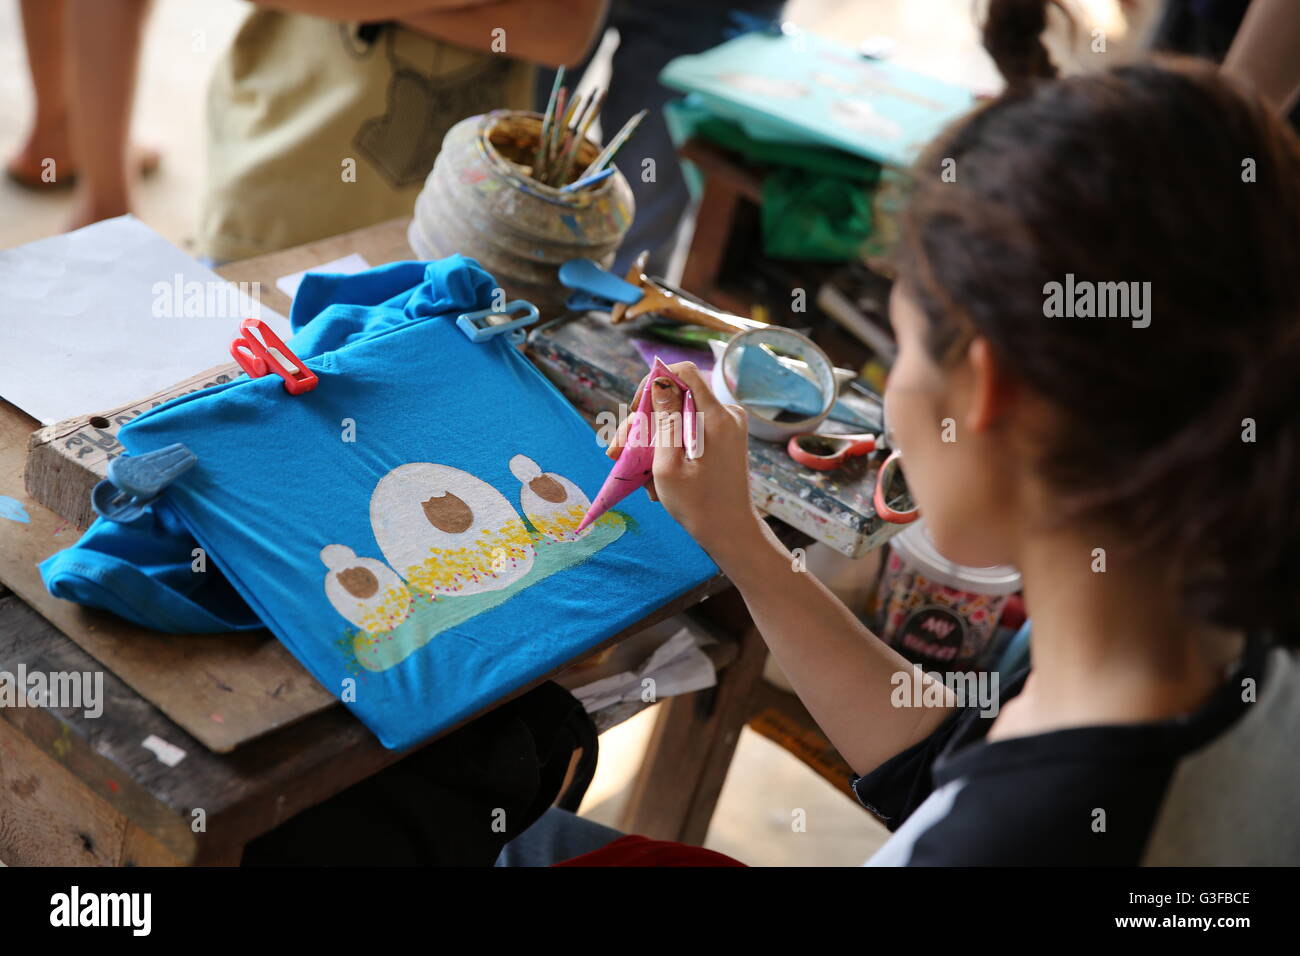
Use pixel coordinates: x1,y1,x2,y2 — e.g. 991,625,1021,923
494,807,624,866
537,0,785,276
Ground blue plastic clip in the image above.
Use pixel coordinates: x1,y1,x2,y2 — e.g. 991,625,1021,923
456,300,540,343
91,443,198,523
565,291,615,314
558,259,643,306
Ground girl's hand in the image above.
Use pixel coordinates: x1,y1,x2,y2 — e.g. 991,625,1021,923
607,361,766,560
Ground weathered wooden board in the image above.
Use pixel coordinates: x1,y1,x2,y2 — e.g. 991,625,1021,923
0,587,393,863
1,572,745,862
0,715,181,866
25,364,240,531
0,397,336,754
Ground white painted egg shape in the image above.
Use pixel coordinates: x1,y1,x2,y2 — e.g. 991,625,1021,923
370,462,534,596
320,544,413,633
509,454,593,541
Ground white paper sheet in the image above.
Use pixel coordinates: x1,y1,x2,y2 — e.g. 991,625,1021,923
0,216,288,425
275,253,371,300
571,627,717,713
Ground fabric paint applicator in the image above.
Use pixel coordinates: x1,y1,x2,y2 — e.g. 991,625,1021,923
576,357,699,533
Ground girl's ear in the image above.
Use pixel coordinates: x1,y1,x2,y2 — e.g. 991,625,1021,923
966,336,1018,433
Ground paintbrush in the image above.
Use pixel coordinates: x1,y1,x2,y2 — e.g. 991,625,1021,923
544,89,569,182
559,166,615,193
546,87,570,181
578,87,607,136
550,89,592,185
534,66,566,179
560,88,586,136
556,88,606,185
578,109,648,182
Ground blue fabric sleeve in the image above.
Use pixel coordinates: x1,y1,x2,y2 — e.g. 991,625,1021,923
39,500,263,634
288,256,497,358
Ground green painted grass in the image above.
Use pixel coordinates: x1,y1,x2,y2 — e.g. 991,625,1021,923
342,510,627,672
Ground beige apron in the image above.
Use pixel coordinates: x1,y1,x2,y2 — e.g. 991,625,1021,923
199,13,534,262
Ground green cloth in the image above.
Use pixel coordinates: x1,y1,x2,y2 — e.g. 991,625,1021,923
666,97,880,261
760,167,875,261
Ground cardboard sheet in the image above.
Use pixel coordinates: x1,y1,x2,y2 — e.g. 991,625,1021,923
0,216,287,425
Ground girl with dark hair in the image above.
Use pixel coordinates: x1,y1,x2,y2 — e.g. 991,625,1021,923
500,0,1300,866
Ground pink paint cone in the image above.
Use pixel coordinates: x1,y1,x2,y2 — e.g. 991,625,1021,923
576,358,692,531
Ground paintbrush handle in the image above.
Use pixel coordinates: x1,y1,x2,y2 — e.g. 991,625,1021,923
578,109,647,181
620,287,764,335
560,89,607,184
547,87,569,181
554,90,603,185
560,167,616,192
534,66,566,174
653,300,761,335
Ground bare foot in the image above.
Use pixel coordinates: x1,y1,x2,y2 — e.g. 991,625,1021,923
66,192,133,230
5,119,75,187
6,137,161,189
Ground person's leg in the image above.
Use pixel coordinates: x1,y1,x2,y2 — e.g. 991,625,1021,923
494,807,623,866
65,0,154,228
8,0,72,185
594,28,683,275
600,0,783,276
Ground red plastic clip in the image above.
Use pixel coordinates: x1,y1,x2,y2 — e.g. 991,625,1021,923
230,318,318,395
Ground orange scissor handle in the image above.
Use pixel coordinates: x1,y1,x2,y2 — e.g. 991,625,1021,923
872,449,920,524
787,432,876,471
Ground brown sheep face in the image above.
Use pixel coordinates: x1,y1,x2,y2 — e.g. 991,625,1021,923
337,566,380,599
422,492,474,534
529,475,568,504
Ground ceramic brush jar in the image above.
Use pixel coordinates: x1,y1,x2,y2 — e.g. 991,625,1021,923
408,110,635,316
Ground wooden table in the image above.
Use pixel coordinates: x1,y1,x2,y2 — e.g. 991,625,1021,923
0,217,877,864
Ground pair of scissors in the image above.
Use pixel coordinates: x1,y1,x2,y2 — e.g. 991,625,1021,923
786,432,876,471
872,448,919,524
788,429,917,524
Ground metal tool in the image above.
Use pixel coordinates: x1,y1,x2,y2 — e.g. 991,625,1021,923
559,259,642,306
608,251,765,335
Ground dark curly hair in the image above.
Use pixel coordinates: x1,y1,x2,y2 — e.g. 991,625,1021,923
896,0,1300,640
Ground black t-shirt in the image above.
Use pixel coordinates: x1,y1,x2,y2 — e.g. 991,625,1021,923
854,633,1296,865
